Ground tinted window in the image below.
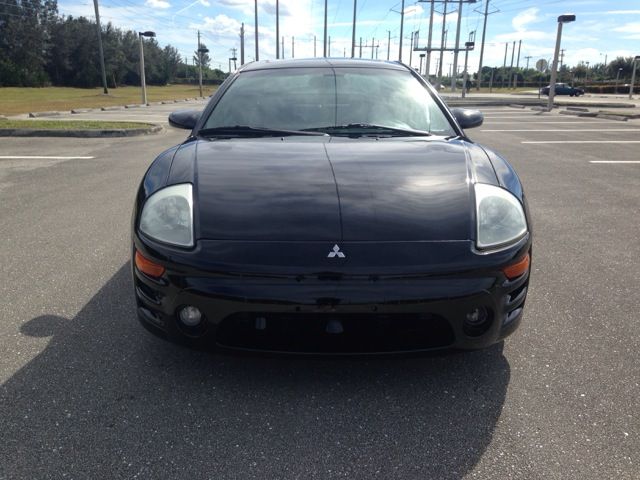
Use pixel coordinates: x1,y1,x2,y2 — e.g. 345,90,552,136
204,66,455,136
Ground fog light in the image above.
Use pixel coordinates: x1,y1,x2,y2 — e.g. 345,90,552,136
463,306,492,337
466,307,487,325
179,306,202,327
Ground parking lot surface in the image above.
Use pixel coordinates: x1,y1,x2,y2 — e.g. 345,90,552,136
1,107,638,479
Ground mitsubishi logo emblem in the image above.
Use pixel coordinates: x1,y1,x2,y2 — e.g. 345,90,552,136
327,244,346,258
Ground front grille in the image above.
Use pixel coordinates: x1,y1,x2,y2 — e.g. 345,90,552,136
216,312,455,353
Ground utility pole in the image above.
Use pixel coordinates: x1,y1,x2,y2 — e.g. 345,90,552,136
399,0,405,62
282,36,285,59
524,55,532,70
197,30,203,97
292,36,295,58
240,23,245,65
254,0,259,61
630,56,639,99
509,40,515,88
438,0,448,84
276,0,279,59
475,0,499,90
513,39,521,88
323,0,328,57
371,37,375,59
426,0,434,79
451,0,463,91
314,35,317,57
502,42,508,88
359,37,363,58
92,0,108,94
351,0,357,58
328,36,331,56
409,31,414,67
230,48,237,71
387,30,391,60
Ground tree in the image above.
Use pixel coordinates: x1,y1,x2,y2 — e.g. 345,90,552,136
0,0,58,86
608,57,633,81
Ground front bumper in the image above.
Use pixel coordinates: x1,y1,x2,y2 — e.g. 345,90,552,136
132,237,530,354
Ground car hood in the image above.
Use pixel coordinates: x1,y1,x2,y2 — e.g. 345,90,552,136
167,137,497,242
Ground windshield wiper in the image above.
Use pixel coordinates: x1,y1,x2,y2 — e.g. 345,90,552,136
197,125,328,138
301,123,432,137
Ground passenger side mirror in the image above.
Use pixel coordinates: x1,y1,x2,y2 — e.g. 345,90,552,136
168,110,201,130
451,108,484,129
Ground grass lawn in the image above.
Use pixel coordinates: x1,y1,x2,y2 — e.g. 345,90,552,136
0,85,218,116
0,119,155,130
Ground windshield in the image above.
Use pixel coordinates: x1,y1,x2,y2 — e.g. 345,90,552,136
203,66,456,136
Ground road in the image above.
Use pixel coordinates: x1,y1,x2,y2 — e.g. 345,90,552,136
1,106,638,479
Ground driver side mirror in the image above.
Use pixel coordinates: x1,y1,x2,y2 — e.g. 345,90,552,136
451,108,484,129
168,110,201,130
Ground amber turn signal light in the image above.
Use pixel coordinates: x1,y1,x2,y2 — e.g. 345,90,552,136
135,250,165,278
503,253,530,280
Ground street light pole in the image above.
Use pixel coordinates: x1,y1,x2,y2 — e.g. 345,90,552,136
254,0,259,61
548,14,575,111
138,31,155,105
92,0,108,94
630,56,639,99
323,0,328,57
276,0,279,59
398,0,405,62
351,0,357,58
461,40,474,98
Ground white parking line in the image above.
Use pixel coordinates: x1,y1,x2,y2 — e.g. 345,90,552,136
0,156,95,160
483,128,640,132
484,121,621,124
522,141,640,144
589,161,640,164
483,116,549,119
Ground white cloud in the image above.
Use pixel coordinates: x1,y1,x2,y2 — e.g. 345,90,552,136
512,7,541,31
404,5,423,18
145,0,171,9
613,21,640,34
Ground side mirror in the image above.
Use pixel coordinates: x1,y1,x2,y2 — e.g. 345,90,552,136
168,110,201,130
451,108,484,129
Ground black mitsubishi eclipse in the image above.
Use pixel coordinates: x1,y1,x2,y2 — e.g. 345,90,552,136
132,58,532,354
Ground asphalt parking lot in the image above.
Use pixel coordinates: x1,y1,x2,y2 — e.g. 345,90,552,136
1,106,639,479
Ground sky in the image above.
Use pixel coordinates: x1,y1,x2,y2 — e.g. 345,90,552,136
57,0,640,75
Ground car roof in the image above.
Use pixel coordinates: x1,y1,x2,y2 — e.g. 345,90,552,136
238,57,409,72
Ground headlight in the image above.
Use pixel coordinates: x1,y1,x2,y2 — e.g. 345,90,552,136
475,183,527,249
139,183,193,247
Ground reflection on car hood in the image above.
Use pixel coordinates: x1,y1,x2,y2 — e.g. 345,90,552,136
166,138,498,242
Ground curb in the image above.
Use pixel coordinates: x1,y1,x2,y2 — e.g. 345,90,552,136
29,111,62,118
71,108,95,114
0,125,163,138
595,114,628,122
101,106,125,111
559,110,598,117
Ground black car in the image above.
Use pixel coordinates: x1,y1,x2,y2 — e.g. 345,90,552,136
132,58,531,354
540,83,584,96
